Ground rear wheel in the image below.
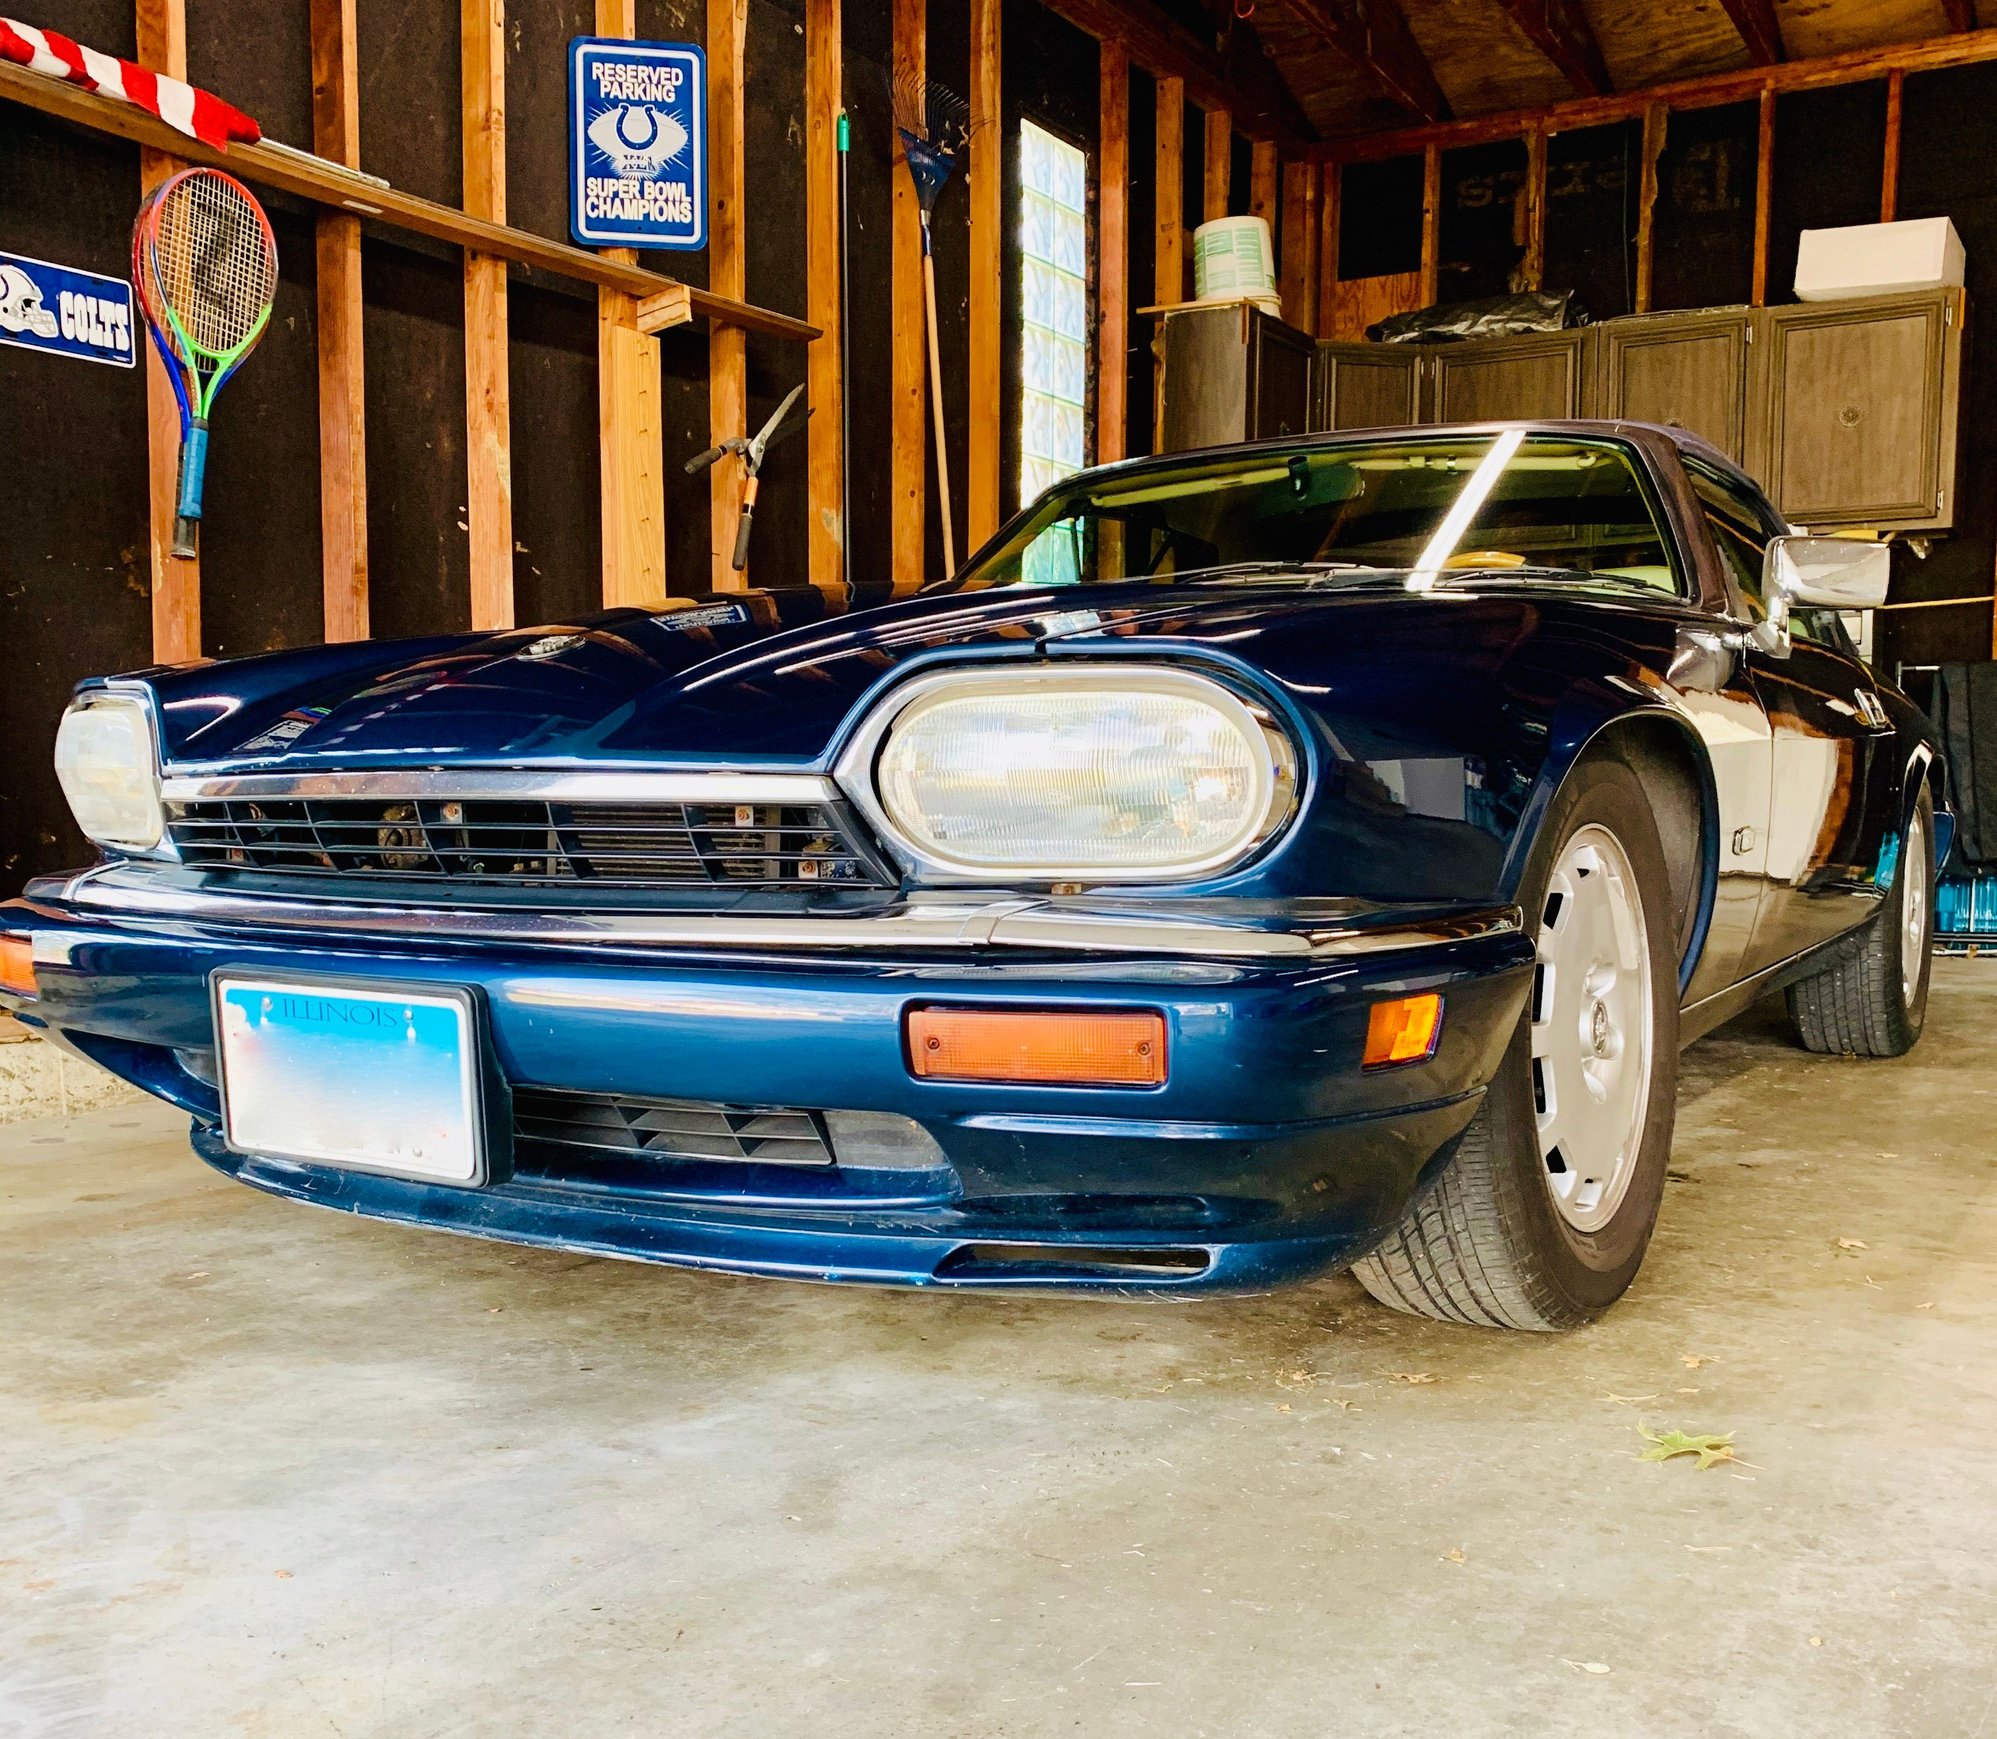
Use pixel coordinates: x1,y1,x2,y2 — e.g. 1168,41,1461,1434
1351,755,1680,1331
1787,784,1935,1058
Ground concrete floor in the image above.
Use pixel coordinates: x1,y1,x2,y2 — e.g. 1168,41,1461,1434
3,966,1994,1739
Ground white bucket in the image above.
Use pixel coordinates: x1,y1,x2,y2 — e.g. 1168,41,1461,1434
1193,216,1278,305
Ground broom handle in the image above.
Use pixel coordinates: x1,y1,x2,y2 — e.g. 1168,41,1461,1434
922,242,957,578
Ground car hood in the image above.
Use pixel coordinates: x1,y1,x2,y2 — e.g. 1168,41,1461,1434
140,579,1572,772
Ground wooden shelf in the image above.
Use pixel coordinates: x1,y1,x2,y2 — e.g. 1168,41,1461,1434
0,60,816,344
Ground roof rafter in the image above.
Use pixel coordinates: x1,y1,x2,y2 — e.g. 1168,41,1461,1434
1717,0,1785,64
1497,0,1613,96
1282,0,1452,124
1036,0,1315,143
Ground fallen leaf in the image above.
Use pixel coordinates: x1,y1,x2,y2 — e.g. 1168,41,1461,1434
1328,1397,1360,1412
1681,1354,1711,1370
1275,1403,1292,1414
1604,1392,1659,1405
1677,1386,1702,1395
1808,1636,1823,1646
274,1570,292,1580
1382,1370,1439,1385
1441,1547,1467,1564
1562,1659,1612,1675
1836,1237,1868,1253
1637,1422,1749,1470
1916,1302,1935,1311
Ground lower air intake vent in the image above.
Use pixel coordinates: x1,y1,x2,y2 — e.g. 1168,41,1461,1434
514,1087,835,1168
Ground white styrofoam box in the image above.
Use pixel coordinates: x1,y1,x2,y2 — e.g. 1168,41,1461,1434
1795,217,1965,302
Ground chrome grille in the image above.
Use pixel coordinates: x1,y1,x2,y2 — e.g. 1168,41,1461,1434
513,1088,835,1167
163,795,886,889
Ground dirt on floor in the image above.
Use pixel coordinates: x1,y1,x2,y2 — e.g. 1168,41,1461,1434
2,964,1993,1739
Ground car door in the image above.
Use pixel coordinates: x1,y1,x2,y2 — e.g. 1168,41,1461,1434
1671,466,1776,1004
1688,462,1897,975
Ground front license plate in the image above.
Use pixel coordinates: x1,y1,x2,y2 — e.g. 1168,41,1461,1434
214,975,486,1185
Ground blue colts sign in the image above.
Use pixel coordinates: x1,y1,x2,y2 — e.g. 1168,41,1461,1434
569,38,707,251
0,250,135,368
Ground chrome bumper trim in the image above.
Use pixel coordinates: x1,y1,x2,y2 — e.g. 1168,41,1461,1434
33,868,1522,963
158,768,839,807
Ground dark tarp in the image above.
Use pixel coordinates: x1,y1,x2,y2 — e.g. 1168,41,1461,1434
1934,662,1997,871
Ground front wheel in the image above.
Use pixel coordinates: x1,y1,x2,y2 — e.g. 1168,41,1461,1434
1351,755,1680,1331
1787,784,1935,1058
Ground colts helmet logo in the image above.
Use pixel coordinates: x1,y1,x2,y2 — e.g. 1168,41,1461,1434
587,104,690,181
0,264,59,340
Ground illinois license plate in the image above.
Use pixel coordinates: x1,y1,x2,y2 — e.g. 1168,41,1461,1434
213,975,487,1185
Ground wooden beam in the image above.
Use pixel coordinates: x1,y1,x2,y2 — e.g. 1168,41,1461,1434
0,60,814,343
806,0,845,594
1154,76,1185,426
967,0,1003,551
1035,0,1310,144
1315,29,1997,163
595,0,665,610
1498,0,1612,97
1204,107,1232,223
1419,141,1440,307
708,0,747,592
1717,0,1785,66
1250,140,1278,234
1283,0,1450,124
1752,84,1774,305
1521,123,1547,291
1278,159,1319,332
891,0,928,587
1317,162,1340,338
462,0,512,633
135,0,196,664
310,0,367,643
1882,68,1904,225
1634,102,1665,313
1098,39,1130,466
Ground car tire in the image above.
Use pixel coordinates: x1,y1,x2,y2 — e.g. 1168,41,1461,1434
1786,784,1935,1059
1351,753,1681,1331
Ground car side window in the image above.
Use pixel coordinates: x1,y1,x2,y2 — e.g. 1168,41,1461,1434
1687,463,1835,648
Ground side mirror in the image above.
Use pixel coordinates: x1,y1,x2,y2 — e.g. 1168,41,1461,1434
1749,535,1892,656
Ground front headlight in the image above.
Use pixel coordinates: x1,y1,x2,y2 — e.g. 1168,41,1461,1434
845,667,1299,882
54,694,163,851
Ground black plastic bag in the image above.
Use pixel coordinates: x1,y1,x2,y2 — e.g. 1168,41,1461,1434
1367,290,1592,345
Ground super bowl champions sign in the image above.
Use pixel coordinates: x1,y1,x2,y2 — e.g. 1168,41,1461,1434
569,38,707,251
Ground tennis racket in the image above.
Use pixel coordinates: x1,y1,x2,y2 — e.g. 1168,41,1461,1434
132,169,277,558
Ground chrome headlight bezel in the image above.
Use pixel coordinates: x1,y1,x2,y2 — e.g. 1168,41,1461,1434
53,689,167,854
834,664,1302,886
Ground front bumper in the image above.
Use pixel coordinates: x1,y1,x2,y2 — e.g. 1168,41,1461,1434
3,870,1533,1294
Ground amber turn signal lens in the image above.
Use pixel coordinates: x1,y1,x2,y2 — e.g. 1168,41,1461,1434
0,933,37,1000
1364,994,1443,1069
908,1006,1167,1087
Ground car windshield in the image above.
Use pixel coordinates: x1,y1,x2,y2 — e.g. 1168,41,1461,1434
933,431,1685,599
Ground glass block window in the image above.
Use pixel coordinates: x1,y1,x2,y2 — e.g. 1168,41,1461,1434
1019,119,1091,542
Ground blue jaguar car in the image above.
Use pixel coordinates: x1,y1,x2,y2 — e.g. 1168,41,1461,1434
1,423,1945,1328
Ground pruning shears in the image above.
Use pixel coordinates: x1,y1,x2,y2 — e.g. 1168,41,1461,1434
684,383,813,572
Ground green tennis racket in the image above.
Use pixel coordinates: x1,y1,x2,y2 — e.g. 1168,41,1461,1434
132,168,277,558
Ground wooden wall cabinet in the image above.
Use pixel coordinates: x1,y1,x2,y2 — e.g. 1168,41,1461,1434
1307,288,1965,533
1314,343,1421,432
1595,309,1754,465
1426,331,1590,424
1749,290,1965,532
1157,302,1315,453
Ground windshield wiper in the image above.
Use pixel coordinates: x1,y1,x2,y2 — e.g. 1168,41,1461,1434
1133,560,1387,586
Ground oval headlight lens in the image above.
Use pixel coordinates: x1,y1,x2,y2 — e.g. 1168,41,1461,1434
868,669,1295,879
54,695,163,851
